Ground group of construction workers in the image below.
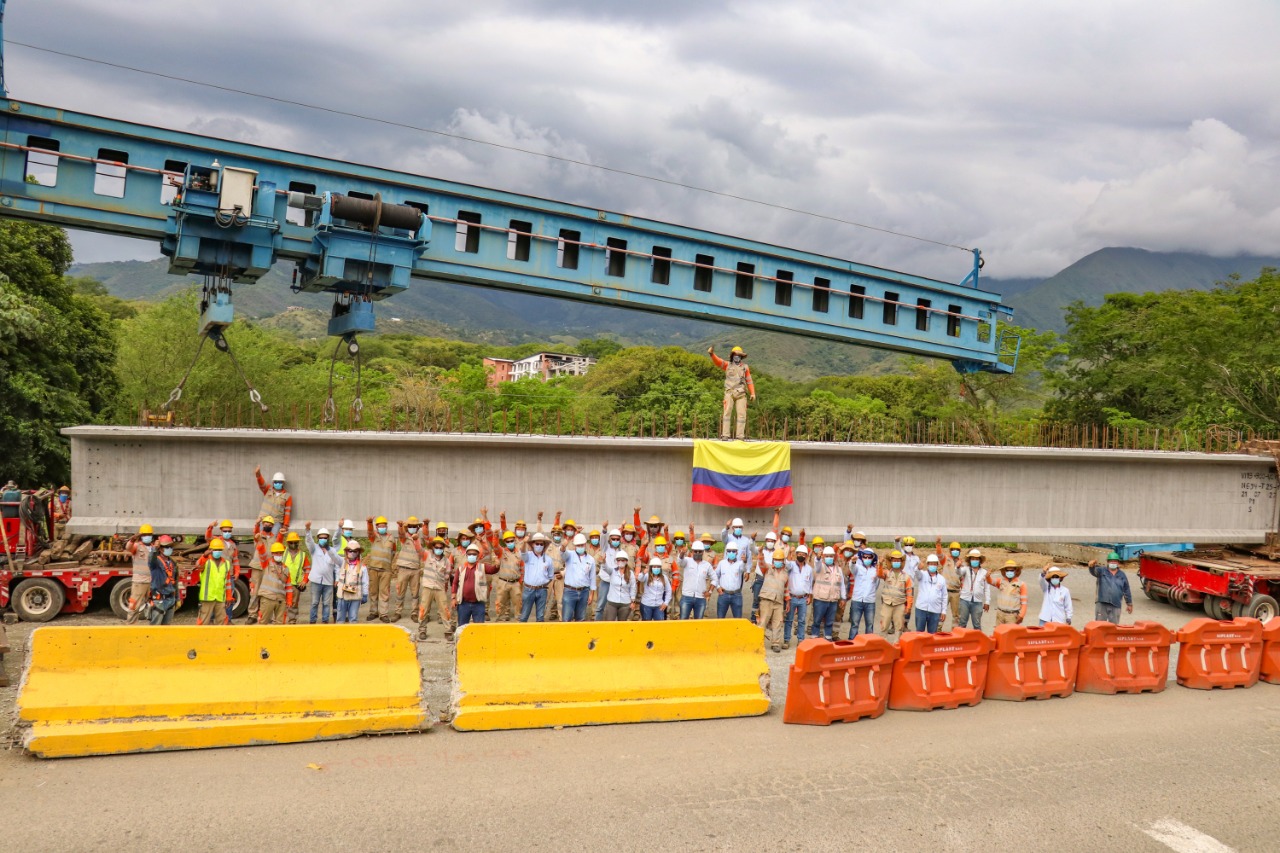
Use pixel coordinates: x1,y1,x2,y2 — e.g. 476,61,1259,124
111,464,1137,645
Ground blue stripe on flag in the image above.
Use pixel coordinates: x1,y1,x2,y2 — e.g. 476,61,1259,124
691,467,792,493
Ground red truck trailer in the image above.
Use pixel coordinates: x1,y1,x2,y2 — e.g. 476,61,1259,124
1138,548,1279,623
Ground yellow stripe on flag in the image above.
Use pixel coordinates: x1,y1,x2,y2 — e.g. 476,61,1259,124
692,440,791,478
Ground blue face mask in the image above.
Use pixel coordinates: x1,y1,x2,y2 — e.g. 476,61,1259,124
927,565,939,574
433,548,444,557
590,537,599,546
59,494,68,502
576,547,586,555
212,550,223,559
163,547,173,557
376,526,387,535
824,556,835,566
725,553,736,561
1050,577,1062,586
533,544,544,553
651,567,661,575
273,481,284,490
318,538,329,547
610,540,621,548
674,539,685,547
141,535,153,544
733,527,743,536
467,554,478,564
781,534,790,543
1005,570,1016,579
407,527,420,536
951,550,961,558
343,530,354,538
553,534,562,542
506,542,516,550
656,546,666,554
969,559,981,568
772,561,784,569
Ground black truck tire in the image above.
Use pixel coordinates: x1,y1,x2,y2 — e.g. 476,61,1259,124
108,579,133,619
1245,594,1278,623
12,578,67,622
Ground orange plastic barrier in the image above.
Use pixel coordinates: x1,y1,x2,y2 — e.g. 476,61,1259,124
1175,617,1263,690
887,629,991,712
1075,621,1173,695
783,636,900,725
1260,619,1280,686
983,623,1084,701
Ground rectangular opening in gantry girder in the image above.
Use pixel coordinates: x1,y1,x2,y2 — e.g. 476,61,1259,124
947,304,962,337
606,238,627,277
694,254,714,292
883,291,898,326
456,211,482,253
915,298,931,332
94,148,128,198
24,136,59,187
735,263,755,299
651,246,672,284
286,181,317,226
849,284,865,319
557,229,581,269
812,277,830,313
507,220,532,261
774,270,793,306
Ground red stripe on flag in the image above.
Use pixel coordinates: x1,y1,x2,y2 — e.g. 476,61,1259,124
691,484,794,508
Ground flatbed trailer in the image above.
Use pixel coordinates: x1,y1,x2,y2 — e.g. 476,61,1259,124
1138,547,1280,622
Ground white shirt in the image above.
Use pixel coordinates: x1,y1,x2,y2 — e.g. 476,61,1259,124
714,558,747,592
605,569,637,604
959,565,989,604
563,551,597,590
910,567,948,615
1039,577,1073,624
640,574,673,607
681,559,716,599
849,561,879,603
786,561,814,596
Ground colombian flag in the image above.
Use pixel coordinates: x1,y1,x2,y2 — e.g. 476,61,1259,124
691,440,794,508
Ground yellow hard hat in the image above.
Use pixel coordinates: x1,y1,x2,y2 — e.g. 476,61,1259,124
771,548,786,561
902,536,916,546
731,346,746,356
563,518,578,529
646,515,662,526
588,528,601,536
58,485,70,493
286,531,301,542
471,517,484,526
431,536,447,545
139,523,154,535
781,526,793,534
261,515,275,525
889,549,904,559
515,519,527,527
949,541,962,550
652,535,668,546
622,523,636,533
375,515,388,525
270,542,285,554
812,536,825,546
502,530,516,540
1002,559,1021,570
436,520,449,530
406,516,420,525
841,540,856,551
209,538,225,550
219,519,233,530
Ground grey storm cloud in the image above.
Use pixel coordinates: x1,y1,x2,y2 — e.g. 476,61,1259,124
5,0,1280,278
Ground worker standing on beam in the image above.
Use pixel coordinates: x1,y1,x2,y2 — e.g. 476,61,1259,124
391,517,425,623
1087,552,1134,624
124,523,156,624
364,516,397,622
254,467,292,533
986,559,1028,625
520,532,556,622
335,540,369,624
708,345,756,440
758,550,789,652
195,538,234,626
147,535,181,626
418,536,455,641
257,542,291,625
304,523,339,624
283,531,310,625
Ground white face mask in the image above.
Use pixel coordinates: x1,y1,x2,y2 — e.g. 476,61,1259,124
903,545,913,553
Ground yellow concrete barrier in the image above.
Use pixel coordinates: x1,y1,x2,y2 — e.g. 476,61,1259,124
450,620,770,731
16,625,430,758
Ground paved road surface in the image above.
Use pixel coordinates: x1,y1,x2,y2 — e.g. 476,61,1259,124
2,566,1277,852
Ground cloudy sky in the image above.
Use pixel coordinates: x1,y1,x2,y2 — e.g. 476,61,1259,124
7,0,1280,280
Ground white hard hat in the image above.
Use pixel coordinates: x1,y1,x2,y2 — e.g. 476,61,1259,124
573,533,587,546
691,541,707,551
615,552,629,562
764,531,778,541
731,517,744,527
608,528,622,538
926,554,940,563
795,544,809,555
530,532,547,543
317,528,331,537
272,472,285,482
342,519,354,529
649,557,662,567
823,546,835,556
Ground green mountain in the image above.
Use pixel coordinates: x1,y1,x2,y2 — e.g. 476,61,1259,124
998,248,1280,333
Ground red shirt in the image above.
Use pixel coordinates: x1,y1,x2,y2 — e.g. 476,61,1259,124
455,562,498,602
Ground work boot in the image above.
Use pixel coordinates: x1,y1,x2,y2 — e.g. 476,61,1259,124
410,612,419,623
365,611,379,621
418,627,427,641
783,641,790,650
390,612,401,622
771,644,781,653
380,615,391,623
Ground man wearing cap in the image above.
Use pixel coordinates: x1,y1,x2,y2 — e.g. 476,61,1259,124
562,533,596,622
1087,552,1133,624
492,528,525,622
453,543,498,628
810,546,846,640
246,515,284,624
335,539,369,624
713,542,747,619
125,524,156,624
304,523,340,624
986,560,1028,625
254,466,293,533
876,550,914,636
601,552,638,621
52,485,72,537
758,550,789,652
389,517,425,623
909,553,949,633
782,545,814,648
418,536,456,640
257,542,292,625
680,541,717,619
283,531,310,624
520,532,556,622
1038,566,1073,625
147,535,182,626
847,546,880,638
196,537,235,626
957,548,989,630
708,344,756,440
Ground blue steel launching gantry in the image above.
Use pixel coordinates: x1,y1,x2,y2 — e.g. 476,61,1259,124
0,7,1017,418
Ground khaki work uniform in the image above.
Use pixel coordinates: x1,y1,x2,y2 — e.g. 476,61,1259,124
494,548,523,622
365,531,397,619
757,568,788,649
720,360,751,440
941,557,963,625
257,559,290,624
392,536,424,621
126,542,153,624
418,553,454,638
878,568,911,635
991,576,1027,625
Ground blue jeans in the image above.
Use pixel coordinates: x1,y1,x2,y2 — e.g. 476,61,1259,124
521,587,548,622
595,581,610,619
810,599,836,639
848,599,875,638
680,596,707,620
562,587,590,622
717,591,743,619
958,598,984,630
640,604,667,620
456,601,486,627
336,598,360,623
915,609,941,633
309,584,333,624
784,599,808,643
750,575,764,619
149,597,176,626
